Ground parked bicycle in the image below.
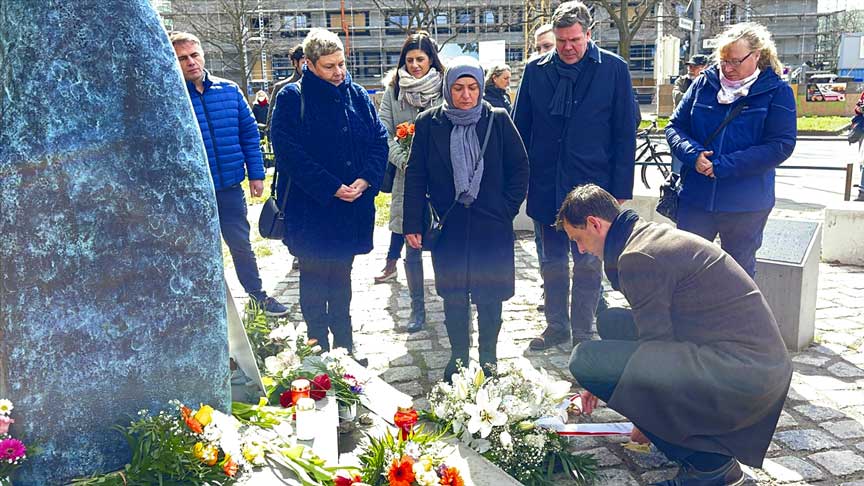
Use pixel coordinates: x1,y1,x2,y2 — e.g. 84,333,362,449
637,119,672,189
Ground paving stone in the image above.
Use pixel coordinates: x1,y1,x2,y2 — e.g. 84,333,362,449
777,411,799,429
774,429,843,451
581,447,623,467
839,481,864,486
792,354,832,367
829,362,864,378
566,436,602,451
641,469,679,485
808,450,864,476
801,374,858,390
821,419,864,439
762,456,825,483
380,365,421,384
421,351,452,369
595,468,640,486
831,390,864,408
392,380,425,398
622,446,675,469
404,339,433,351
794,404,847,422
388,354,415,367
858,442,864,453
589,407,627,423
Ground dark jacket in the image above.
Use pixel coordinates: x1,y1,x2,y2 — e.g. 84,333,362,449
665,66,797,212
484,84,512,113
512,44,638,225
270,69,388,259
671,74,693,108
252,101,269,124
185,71,265,190
606,219,791,467
403,103,529,302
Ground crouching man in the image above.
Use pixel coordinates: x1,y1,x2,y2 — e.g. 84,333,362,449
561,184,792,486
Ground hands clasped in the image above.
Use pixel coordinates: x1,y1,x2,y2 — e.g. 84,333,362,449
695,151,715,178
335,178,369,202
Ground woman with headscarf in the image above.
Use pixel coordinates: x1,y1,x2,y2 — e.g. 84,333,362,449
403,57,529,381
374,31,445,334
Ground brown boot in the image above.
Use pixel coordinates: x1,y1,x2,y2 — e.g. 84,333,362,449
374,258,398,283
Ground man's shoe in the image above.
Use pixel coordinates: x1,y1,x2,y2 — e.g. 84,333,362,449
374,259,398,283
651,459,744,486
261,297,289,317
406,309,425,333
595,294,609,316
571,331,593,347
529,328,569,350
291,258,300,271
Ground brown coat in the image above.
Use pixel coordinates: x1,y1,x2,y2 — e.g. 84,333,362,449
607,220,792,467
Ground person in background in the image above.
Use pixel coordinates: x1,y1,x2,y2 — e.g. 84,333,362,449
374,31,445,334
665,22,796,278
266,44,306,134
513,1,638,351
484,63,513,113
672,54,710,108
270,29,388,362
170,31,289,317
532,23,556,59
854,91,864,201
403,57,529,381
563,184,791,486
252,90,269,125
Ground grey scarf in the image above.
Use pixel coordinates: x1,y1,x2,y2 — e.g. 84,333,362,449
397,67,443,108
442,58,485,206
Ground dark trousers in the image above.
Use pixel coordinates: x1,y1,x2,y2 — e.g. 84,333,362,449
442,294,503,381
216,184,263,299
677,204,772,279
569,308,732,470
299,256,355,352
540,224,602,339
532,219,546,272
386,232,404,261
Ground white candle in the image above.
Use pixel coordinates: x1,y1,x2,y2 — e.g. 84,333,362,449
295,397,316,441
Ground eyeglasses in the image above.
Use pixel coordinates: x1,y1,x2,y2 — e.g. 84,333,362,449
719,51,754,68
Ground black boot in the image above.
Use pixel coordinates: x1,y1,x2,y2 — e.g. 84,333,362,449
442,296,471,383
404,260,426,333
477,301,503,375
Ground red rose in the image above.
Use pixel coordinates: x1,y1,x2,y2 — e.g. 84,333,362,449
279,390,293,408
310,373,331,400
334,474,362,486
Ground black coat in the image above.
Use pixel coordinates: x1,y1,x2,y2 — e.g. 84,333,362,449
403,102,529,302
484,84,512,113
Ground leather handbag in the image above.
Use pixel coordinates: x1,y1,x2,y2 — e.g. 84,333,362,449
656,103,746,222
421,110,496,251
258,85,303,240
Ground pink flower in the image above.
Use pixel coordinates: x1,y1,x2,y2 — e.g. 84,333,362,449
0,416,13,435
0,438,26,461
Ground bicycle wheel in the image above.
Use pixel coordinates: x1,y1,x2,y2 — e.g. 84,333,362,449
640,151,673,189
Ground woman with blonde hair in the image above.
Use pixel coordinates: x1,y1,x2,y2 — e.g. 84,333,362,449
483,63,512,112
665,22,796,279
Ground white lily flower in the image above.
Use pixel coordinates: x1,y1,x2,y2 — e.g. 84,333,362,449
268,324,295,342
264,355,282,375
464,388,507,438
499,430,513,450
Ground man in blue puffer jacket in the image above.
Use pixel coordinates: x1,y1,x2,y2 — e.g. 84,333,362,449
171,31,288,316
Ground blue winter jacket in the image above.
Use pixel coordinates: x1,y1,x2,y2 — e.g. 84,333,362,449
185,71,265,190
270,68,388,259
666,66,797,212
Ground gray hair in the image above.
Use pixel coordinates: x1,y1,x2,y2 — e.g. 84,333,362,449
169,31,202,48
485,63,511,86
551,1,593,32
302,28,344,66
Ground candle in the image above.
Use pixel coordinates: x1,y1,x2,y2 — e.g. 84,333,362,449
290,378,311,405
295,397,316,441
393,399,418,441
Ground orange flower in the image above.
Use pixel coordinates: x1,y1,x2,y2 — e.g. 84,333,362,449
407,123,415,135
387,455,415,486
439,466,464,486
222,454,239,477
180,406,192,421
396,124,409,139
185,416,203,435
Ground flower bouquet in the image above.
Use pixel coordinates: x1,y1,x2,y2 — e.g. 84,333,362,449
395,122,415,152
426,363,597,485
337,427,465,486
0,399,27,486
72,400,340,486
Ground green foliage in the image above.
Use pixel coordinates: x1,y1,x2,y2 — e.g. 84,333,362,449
240,172,275,206
242,300,287,370
375,192,391,227
797,115,849,132
357,427,449,486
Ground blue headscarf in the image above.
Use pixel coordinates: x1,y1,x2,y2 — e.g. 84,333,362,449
442,57,485,206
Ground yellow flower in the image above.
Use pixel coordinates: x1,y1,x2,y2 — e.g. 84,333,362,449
193,442,218,466
243,443,266,466
194,405,214,427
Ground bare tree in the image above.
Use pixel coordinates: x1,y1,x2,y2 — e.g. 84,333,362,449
366,0,466,49
590,0,659,61
168,0,282,97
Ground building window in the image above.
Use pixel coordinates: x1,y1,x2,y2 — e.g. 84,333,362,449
435,12,450,34
482,10,496,24
251,16,272,39
271,54,293,80
506,48,522,63
327,11,370,36
363,51,383,79
281,14,308,38
386,13,410,34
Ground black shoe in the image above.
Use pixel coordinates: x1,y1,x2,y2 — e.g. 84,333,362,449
595,295,609,316
529,328,569,350
406,309,425,333
651,459,744,486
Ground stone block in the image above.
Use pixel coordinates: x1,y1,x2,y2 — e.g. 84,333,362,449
774,429,843,451
829,362,864,378
381,365,422,383
794,404,846,422
821,419,864,439
823,202,864,265
762,456,825,483
808,450,864,476
581,447,623,467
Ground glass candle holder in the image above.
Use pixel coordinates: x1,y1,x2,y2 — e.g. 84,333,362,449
393,400,418,440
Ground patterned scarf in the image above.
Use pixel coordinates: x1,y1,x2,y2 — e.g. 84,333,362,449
718,68,760,105
397,67,443,109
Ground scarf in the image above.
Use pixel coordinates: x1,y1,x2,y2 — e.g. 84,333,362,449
602,209,640,291
718,68,760,104
397,67,443,109
549,53,583,118
442,58,485,206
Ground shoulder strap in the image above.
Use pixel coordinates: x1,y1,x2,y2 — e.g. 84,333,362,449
270,85,304,211
704,102,746,146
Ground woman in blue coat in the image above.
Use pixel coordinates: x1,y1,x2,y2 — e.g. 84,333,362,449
665,22,796,278
271,29,388,359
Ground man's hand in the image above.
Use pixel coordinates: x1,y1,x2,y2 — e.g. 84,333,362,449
406,234,423,250
695,150,715,178
349,178,369,193
577,390,599,416
335,184,361,202
249,180,264,198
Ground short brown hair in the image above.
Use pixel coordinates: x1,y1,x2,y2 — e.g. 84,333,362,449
555,184,621,229
169,31,202,48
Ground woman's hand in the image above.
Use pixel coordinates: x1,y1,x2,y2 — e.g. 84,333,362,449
406,234,423,250
695,150,715,178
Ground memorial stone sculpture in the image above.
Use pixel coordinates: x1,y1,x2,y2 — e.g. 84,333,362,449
0,1,230,483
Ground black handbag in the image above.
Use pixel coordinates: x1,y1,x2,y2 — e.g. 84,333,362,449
421,110,496,251
381,162,396,194
656,103,746,222
259,86,304,240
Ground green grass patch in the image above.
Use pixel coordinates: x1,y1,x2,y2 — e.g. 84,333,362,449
641,115,849,133
241,172,275,206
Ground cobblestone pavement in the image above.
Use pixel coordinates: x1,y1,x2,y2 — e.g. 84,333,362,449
237,226,864,485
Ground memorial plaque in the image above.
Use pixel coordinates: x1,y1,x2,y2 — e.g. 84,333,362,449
756,220,821,265
0,2,230,483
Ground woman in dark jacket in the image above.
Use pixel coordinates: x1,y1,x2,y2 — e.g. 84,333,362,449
483,63,512,113
252,90,269,125
403,57,529,381
666,22,796,278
